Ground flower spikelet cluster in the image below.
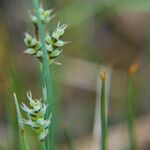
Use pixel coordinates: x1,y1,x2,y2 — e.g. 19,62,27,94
30,5,54,25
21,91,51,141
24,5,68,65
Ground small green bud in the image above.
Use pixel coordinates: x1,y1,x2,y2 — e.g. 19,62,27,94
39,129,49,141
31,16,38,24
24,33,32,46
31,38,38,47
25,48,35,55
43,10,51,17
52,23,67,40
40,15,45,22
39,7,44,14
50,49,62,58
35,42,42,51
46,44,53,52
54,40,65,47
45,34,52,44
36,51,43,57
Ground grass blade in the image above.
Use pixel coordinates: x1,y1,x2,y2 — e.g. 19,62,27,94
100,72,107,150
13,93,29,150
127,63,138,150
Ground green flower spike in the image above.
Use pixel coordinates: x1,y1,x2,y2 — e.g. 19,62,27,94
30,5,54,25
52,22,67,40
21,91,52,141
24,5,68,65
45,23,68,63
24,32,42,55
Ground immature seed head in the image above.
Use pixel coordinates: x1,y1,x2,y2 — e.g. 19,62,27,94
30,5,54,25
24,33,42,58
24,5,68,65
21,91,51,141
52,22,67,40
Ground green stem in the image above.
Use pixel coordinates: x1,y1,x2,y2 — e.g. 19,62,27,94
100,79,107,150
13,93,30,150
41,141,46,150
127,76,137,150
32,0,54,149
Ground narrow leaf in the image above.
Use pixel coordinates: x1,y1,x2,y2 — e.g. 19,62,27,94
13,93,30,150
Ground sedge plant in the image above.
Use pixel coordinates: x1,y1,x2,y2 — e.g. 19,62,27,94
13,0,68,149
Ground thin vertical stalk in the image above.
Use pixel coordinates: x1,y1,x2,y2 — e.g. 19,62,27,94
41,141,46,150
127,76,136,150
32,0,54,149
13,93,29,150
127,63,138,150
100,72,107,150
92,68,111,150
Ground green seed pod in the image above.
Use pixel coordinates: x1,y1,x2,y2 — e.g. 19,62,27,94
39,7,44,14
43,10,51,17
34,42,42,51
46,43,53,52
24,33,32,47
36,51,43,58
25,48,35,55
45,34,52,44
31,16,38,24
39,129,49,141
40,15,45,22
54,40,65,47
50,49,62,58
30,38,38,47
52,23,67,40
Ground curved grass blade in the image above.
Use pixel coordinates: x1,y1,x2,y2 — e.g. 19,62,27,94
13,93,29,150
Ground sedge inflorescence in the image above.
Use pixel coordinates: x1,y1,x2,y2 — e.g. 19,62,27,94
30,5,54,25
24,5,68,65
21,91,51,141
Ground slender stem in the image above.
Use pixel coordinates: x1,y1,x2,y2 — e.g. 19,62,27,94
100,73,107,150
13,93,30,150
32,0,54,149
41,141,46,150
34,24,39,40
127,76,137,150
